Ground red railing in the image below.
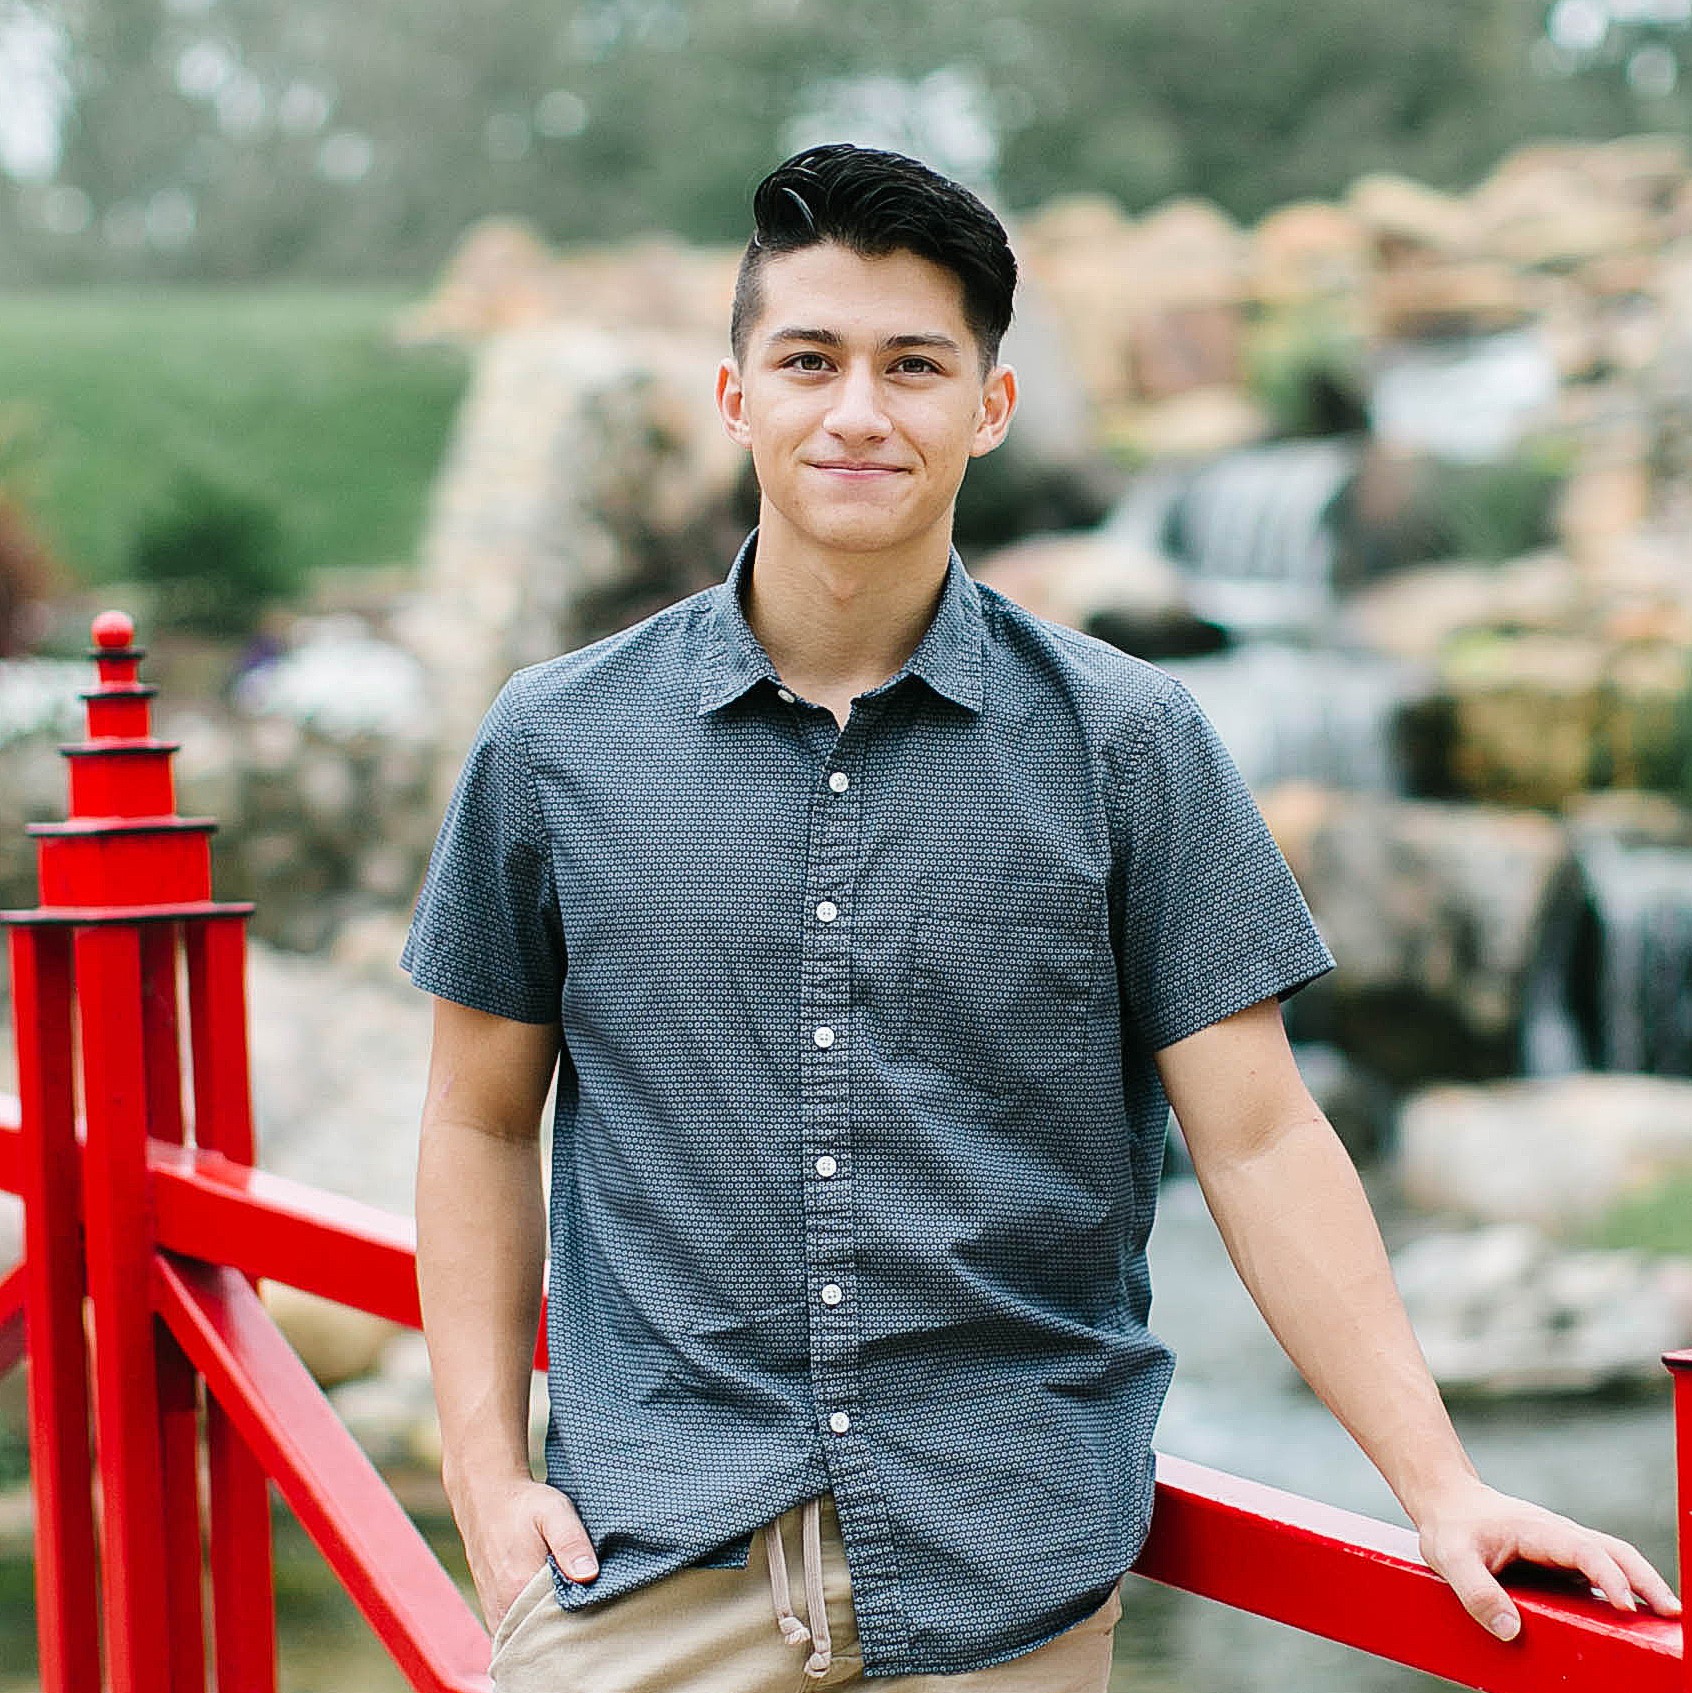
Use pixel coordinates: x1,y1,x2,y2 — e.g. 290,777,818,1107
0,612,1683,1693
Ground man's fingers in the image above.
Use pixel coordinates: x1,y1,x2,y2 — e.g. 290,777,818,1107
1433,1545,1521,1641
1598,1534,1682,1617
1516,1526,1637,1614
540,1494,599,1582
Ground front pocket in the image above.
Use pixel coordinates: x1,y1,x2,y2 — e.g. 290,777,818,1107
489,1557,556,1662
898,872,1102,1095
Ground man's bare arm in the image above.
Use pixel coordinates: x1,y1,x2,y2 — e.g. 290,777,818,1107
1155,997,1679,1641
415,996,596,1630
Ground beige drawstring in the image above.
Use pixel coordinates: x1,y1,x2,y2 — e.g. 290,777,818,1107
763,1496,832,1677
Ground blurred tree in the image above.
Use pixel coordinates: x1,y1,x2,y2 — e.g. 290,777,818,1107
6,0,1692,281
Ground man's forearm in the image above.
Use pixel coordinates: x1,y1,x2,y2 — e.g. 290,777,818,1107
1190,1111,1478,1522
416,1115,547,1511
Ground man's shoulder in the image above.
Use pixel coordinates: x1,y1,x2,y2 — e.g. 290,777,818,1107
973,575,1179,745
499,585,719,724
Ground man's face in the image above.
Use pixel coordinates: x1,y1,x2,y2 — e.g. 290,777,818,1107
716,242,1016,559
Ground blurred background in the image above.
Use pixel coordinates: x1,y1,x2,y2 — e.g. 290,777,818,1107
5,1,1692,1688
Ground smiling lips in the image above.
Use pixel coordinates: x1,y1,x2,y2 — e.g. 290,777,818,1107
807,460,909,477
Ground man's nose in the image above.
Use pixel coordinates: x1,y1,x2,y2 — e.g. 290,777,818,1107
824,362,892,441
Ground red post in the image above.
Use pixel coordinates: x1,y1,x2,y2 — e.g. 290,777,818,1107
77,921,173,1693
1665,1350,1692,1693
8,924,101,1693
1,613,502,1693
185,916,278,1693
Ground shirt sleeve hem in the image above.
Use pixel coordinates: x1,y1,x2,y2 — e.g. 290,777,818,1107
399,956,558,1026
1139,939,1336,1053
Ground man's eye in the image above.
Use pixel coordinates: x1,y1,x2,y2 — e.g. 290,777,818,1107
894,357,939,374
786,353,830,371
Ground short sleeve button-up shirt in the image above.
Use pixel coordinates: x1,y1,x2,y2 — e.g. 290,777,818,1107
400,529,1335,1677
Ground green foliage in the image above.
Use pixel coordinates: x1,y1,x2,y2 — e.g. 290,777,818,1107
1582,1168,1692,1259
129,469,295,636
1247,311,1369,440
0,289,466,585
1421,440,1573,561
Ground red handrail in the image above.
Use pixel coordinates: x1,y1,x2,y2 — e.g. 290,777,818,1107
0,615,1682,1692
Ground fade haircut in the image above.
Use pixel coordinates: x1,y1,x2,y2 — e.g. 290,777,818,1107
730,144,1017,376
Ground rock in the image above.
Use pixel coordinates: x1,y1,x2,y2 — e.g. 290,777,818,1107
1296,796,1573,1081
1338,553,1581,665
1251,202,1370,307
1392,1222,1692,1394
401,323,743,803
972,532,1222,659
262,1283,400,1387
1397,1073,1692,1228
1564,788,1692,850
1417,631,1692,809
1369,261,1533,340
1347,174,1477,261
1472,146,1658,270
1111,387,1271,461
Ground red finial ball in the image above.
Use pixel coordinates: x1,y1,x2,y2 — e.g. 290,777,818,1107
91,610,135,650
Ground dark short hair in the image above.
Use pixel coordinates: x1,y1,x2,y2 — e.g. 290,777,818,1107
730,144,1017,374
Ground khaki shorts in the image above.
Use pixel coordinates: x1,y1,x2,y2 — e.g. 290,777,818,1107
489,1493,1122,1692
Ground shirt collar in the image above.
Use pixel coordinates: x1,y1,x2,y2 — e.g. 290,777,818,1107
697,528,985,716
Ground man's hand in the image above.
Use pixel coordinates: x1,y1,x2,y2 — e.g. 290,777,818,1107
1414,1476,1680,1641
462,1474,601,1633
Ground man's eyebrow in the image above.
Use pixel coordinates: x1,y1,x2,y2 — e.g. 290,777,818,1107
763,327,965,358
766,326,846,349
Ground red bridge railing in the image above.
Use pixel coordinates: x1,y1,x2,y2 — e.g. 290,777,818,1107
0,612,1684,1693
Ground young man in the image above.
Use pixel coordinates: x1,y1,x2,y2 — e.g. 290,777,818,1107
403,145,1677,1692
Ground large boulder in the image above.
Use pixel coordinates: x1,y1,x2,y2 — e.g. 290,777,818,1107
1393,1222,1692,1395
1291,795,1574,1081
1397,1073,1692,1228
971,531,1222,658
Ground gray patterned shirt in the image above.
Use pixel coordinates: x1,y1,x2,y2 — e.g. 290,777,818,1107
400,529,1335,1676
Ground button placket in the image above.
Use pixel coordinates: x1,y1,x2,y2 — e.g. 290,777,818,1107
799,721,866,1467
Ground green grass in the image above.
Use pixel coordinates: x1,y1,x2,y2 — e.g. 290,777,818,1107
0,287,469,588
1582,1168,1692,1259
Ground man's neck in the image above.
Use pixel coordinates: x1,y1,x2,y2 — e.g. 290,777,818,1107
742,507,953,727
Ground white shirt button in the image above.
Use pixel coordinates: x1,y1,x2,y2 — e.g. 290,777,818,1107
813,1026,835,1049
816,900,838,923
814,1154,838,1178
820,1283,843,1306
828,1411,851,1435
777,688,796,704
828,771,849,793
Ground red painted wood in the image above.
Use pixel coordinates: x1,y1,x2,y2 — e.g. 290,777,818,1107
36,826,214,908
66,745,177,817
0,1260,29,1379
1665,1350,1692,1692
155,1256,493,1693
0,1120,553,1362
83,691,154,739
184,909,277,1693
206,1387,278,1693
1137,1453,1680,1693
156,1323,206,1693
74,923,173,1693
183,917,254,1160
139,924,184,1146
6,926,101,1693
2,900,253,928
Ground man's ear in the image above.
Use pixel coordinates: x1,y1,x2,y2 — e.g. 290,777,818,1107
970,363,1018,458
716,358,753,449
